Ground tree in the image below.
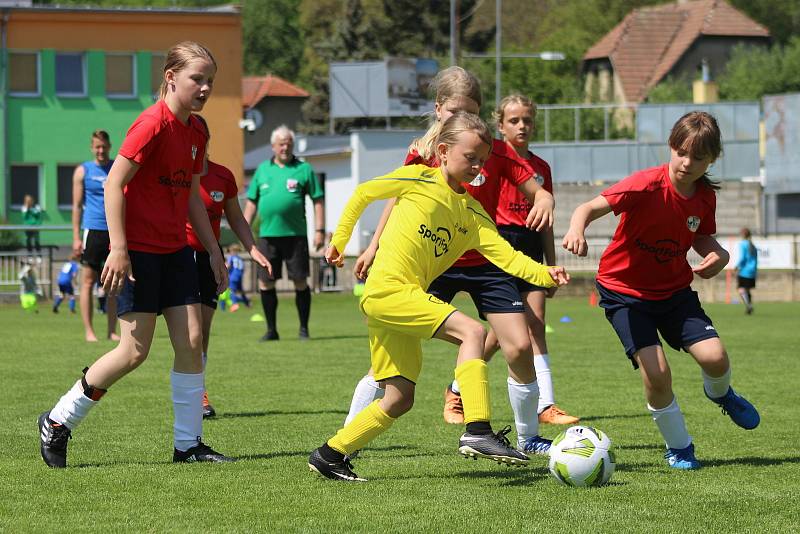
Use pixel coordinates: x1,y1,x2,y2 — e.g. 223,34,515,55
718,37,800,100
242,0,304,80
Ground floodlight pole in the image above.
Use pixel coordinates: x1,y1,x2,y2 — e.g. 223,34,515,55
450,0,458,66
495,0,501,109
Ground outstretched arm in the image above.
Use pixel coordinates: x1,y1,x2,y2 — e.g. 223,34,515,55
562,195,612,256
517,178,554,232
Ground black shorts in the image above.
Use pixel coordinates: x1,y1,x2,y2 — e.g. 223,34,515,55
737,276,756,289
427,262,524,320
498,225,546,293
195,249,221,309
58,283,75,296
116,246,200,316
81,229,111,272
257,236,309,282
597,282,719,369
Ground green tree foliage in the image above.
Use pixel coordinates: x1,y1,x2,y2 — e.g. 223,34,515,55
646,76,694,103
718,38,800,100
242,0,304,80
729,0,800,46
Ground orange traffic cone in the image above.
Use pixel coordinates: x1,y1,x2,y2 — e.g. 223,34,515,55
588,291,598,307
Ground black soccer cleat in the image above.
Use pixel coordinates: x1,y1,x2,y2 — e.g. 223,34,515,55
173,441,236,463
308,448,366,482
298,326,310,340
38,411,71,468
458,425,530,466
202,404,216,419
259,330,280,342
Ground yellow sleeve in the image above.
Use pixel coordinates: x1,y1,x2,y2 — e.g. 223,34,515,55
468,202,556,288
330,165,435,253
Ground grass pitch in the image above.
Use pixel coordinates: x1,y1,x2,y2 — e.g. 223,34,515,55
2,293,798,532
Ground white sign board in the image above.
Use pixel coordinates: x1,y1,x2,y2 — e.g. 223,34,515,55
723,238,795,269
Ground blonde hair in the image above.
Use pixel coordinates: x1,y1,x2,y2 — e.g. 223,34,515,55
493,93,537,126
158,41,217,100
435,112,493,159
411,67,482,162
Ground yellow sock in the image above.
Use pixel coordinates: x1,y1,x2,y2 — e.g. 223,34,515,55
455,359,491,423
327,400,395,455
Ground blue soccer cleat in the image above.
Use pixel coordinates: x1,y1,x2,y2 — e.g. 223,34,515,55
521,435,552,456
665,443,701,470
707,387,760,430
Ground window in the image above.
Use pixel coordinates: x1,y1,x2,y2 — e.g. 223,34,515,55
58,164,78,209
106,53,136,97
9,51,39,95
151,53,166,97
55,52,86,96
10,165,41,208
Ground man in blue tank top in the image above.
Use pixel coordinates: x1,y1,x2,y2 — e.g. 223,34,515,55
71,130,119,342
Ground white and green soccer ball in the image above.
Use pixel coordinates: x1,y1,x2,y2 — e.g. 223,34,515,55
548,425,616,487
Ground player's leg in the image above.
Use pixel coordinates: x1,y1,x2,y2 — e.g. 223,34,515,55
52,288,64,313
200,303,216,418
80,266,98,341
344,367,385,426
105,294,119,340
257,237,280,341
287,236,312,339
195,250,219,418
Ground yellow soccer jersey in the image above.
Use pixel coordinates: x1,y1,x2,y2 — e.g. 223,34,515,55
331,164,555,292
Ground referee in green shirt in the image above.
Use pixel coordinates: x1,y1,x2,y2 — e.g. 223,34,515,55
245,125,325,340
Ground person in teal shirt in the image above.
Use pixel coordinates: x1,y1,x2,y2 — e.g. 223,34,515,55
735,227,758,315
244,125,325,341
21,194,43,253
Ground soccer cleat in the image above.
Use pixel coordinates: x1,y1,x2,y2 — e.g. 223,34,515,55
538,404,580,425
308,448,366,482
38,411,71,468
665,443,701,470
202,391,216,419
521,435,552,456
299,326,310,340
458,425,530,466
443,386,465,425
706,387,760,430
259,330,280,342
173,441,236,463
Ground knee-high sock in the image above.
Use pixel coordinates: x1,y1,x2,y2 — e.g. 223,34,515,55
533,353,554,413
702,367,731,399
295,287,311,329
68,297,76,313
53,295,63,310
49,379,99,430
648,397,691,450
328,400,395,455
345,375,385,426
171,370,204,452
507,377,540,446
456,359,491,424
260,289,277,332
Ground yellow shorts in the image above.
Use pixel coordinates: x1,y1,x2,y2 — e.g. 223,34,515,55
360,283,456,383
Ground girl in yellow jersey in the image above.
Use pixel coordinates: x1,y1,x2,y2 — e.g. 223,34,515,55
308,112,569,482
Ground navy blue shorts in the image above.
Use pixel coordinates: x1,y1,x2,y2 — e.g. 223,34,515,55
116,246,200,316
427,262,524,320
597,282,719,369
58,283,75,296
498,225,546,293
194,250,220,309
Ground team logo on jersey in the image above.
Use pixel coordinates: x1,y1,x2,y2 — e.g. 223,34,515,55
686,216,701,232
286,179,299,192
469,174,486,187
191,145,197,160
418,224,452,257
533,172,545,186
428,295,446,305
210,191,224,202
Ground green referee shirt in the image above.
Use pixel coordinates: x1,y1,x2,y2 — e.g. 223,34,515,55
247,157,324,237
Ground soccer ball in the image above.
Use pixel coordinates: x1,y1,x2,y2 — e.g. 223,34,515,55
548,425,616,487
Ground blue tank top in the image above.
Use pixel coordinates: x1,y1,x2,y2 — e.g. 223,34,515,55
81,160,113,231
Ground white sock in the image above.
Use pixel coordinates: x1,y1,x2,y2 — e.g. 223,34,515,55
171,370,204,452
533,353,554,413
507,377,540,447
344,375,385,426
450,379,460,394
49,380,98,430
648,397,691,450
702,368,731,399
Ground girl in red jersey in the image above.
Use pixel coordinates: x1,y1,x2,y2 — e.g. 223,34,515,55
483,95,580,426
345,67,558,456
39,42,233,468
563,111,760,470
186,115,271,418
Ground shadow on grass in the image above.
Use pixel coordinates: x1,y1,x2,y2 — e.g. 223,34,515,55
702,455,800,468
297,334,366,342
214,409,348,419
579,413,650,422
236,450,310,461
617,443,664,451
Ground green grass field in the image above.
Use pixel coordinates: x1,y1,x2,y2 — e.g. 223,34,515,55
2,294,799,532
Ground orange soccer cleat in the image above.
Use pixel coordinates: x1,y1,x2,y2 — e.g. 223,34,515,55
443,385,465,425
538,404,579,425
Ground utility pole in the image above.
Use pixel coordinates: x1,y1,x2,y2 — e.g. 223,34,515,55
495,0,501,109
450,0,460,66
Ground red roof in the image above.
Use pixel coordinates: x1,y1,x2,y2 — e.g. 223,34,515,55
242,75,309,108
584,0,769,103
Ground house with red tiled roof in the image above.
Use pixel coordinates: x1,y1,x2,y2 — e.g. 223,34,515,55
241,74,310,159
582,0,769,104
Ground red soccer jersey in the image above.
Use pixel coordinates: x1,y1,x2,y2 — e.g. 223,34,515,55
597,164,717,300
186,160,240,252
118,100,207,253
495,150,553,226
404,140,532,267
